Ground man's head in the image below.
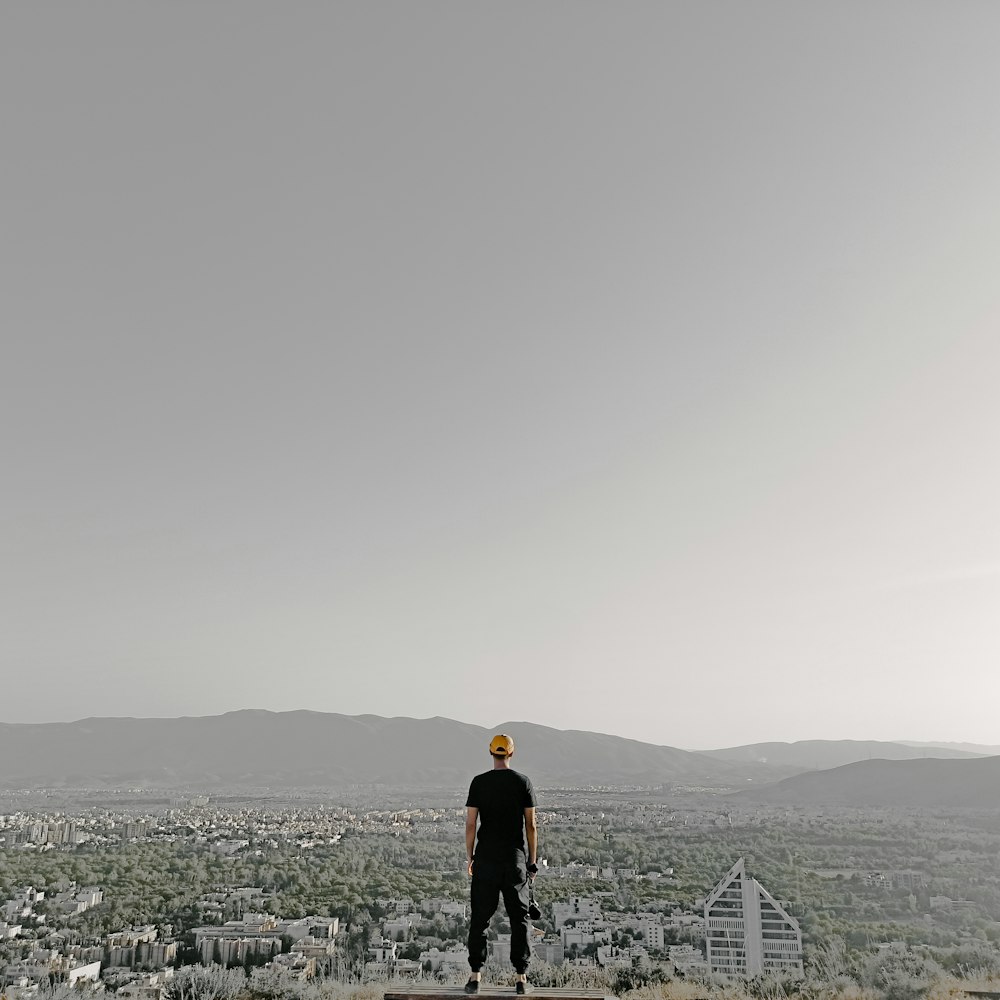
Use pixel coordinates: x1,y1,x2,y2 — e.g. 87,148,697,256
489,733,514,760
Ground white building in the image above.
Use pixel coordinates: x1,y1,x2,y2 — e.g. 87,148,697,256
596,945,635,969
638,921,664,949
68,962,102,986
117,969,174,1000
704,858,802,978
290,937,335,963
203,937,281,966
275,917,337,941
418,946,467,973
419,897,467,917
669,944,708,975
532,938,565,966
560,921,612,949
552,896,603,928
194,915,287,965
262,953,315,981
383,917,412,940
367,939,397,964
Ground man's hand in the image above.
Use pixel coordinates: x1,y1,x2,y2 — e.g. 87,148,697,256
527,862,538,881
467,859,474,877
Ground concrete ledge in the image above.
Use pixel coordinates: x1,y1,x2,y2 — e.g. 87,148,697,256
384,988,615,1000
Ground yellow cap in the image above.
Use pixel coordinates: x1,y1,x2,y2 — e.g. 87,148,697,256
489,733,514,757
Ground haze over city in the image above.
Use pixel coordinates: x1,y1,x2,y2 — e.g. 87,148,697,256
3,3,1000,750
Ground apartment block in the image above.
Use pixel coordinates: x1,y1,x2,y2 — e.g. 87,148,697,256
704,858,802,977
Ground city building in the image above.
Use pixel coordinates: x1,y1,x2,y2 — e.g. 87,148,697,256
418,946,468,975
669,944,708,976
552,896,603,927
532,939,566,965
704,858,802,978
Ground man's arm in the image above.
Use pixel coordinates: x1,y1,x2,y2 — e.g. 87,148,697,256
465,807,478,876
524,807,537,874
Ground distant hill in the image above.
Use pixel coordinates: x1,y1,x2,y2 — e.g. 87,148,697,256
0,711,755,790
702,739,983,771
733,756,1000,808
897,740,1000,756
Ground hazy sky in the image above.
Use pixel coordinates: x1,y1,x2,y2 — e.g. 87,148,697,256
3,3,999,750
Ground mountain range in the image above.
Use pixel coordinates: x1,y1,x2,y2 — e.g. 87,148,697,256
700,739,981,770
0,711,740,789
897,739,1000,756
734,755,1000,808
0,711,995,803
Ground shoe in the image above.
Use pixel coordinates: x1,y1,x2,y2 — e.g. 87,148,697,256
465,980,480,995
515,981,531,995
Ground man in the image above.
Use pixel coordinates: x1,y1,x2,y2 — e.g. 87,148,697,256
465,733,538,994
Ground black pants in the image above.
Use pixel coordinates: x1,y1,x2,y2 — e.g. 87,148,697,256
467,855,532,974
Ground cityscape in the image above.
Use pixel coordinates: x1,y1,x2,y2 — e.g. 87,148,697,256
1,722,999,999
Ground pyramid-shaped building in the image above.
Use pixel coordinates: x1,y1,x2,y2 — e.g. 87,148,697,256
704,857,803,977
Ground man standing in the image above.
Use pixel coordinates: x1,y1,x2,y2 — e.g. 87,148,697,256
465,733,538,994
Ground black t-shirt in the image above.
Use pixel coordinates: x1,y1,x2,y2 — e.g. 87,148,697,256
465,768,537,861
